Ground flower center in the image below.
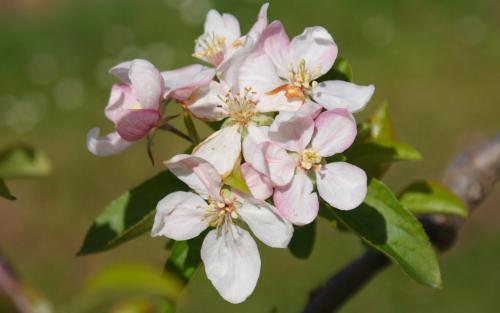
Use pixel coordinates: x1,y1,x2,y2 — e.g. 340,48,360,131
265,59,319,103
193,32,226,66
300,149,322,171
204,191,241,232
220,87,257,126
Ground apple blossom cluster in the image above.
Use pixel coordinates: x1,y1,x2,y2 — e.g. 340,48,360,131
86,3,375,304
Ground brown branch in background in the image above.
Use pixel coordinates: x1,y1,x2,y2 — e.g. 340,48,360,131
303,134,500,313
0,250,33,313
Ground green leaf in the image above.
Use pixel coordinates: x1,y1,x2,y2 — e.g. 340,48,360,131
0,179,16,200
78,170,188,255
0,145,51,179
323,178,442,288
223,162,250,193
366,101,394,140
322,56,353,82
288,221,316,259
164,235,205,285
67,264,180,313
345,139,422,177
399,180,467,218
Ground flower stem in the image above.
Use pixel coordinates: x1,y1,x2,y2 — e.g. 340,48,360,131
183,111,200,145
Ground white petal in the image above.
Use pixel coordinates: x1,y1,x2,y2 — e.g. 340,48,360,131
312,81,375,113
86,128,133,156
109,61,132,83
237,195,293,248
165,154,221,200
151,191,209,240
238,52,283,96
204,10,241,43
247,3,269,38
201,226,260,304
193,125,242,177
260,21,290,77
273,170,319,225
316,162,367,211
240,163,273,201
269,113,314,152
161,64,215,101
289,27,337,78
255,91,303,113
128,59,164,109
311,109,357,157
186,81,228,121
242,124,269,174
263,142,297,186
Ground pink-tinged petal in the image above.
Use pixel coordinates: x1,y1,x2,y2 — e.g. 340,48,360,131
193,125,242,177
259,21,290,77
161,64,216,101
109,60,132,83
312,81,375,113
263,142,297,186
128,59,164,109
247,3,269,38
115,109,160,141
151,191,209,240
186,81,228,121
241,163,273,201
269,114,314,153
218,36,257,89
204,10,241,43
238,52,283,96
201,226,260,304
236,194,293,248
255,92,303,113
312,109,357,157
316,162,367,211
289,26,337,78
165,154,221,200
242,125,269,173
104,84,137,124
86,128,134,156
273,170,319,225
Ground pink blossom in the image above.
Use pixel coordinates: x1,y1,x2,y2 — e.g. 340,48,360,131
238,21,375,117
152,154,293,303
86,59,164,156
256,109,367,225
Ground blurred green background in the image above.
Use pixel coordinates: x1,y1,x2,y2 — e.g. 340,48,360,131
1,0,499,312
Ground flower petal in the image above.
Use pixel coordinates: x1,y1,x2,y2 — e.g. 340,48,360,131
193,125,242,177
312,80,375,113
86,128,134,156
263,142,297,186
269,113,314,152
128,59,164,109
289,26,337,78
109,60,132,83
104,84,137,124
204,10,241,43
151,191,209,240
240,163,273,201
201,226,260,304
115,109,160,141
311,109,357,157
186,81,228,121
237,194,293,248
161,64,216,101
242,124,269,174
165,154,221,200
316,162,367,211
259,21,290,77
238,52,283,97
247,3,269,38
273,170,319,225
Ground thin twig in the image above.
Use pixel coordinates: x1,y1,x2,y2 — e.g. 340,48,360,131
158,123,193,143
303,134,500,313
